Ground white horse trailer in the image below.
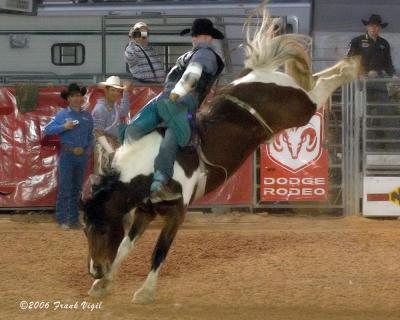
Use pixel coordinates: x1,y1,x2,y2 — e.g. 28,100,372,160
0,0,312,83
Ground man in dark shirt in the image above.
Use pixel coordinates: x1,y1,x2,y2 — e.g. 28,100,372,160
347,14,399,149
347,14,396,78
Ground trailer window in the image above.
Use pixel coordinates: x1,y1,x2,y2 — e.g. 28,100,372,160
51,43,85,66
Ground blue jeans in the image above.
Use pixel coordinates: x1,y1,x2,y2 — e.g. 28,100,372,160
124,92,180,181
56,151,88,225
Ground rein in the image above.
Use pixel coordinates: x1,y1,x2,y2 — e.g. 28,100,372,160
194,93,275,199
215,94,274,137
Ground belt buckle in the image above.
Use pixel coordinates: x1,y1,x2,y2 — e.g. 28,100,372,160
73,147,84,156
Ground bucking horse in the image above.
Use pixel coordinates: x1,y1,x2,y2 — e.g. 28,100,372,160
82,6,360,303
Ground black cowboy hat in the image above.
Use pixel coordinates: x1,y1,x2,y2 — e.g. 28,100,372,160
60,83,87,100
180,18,224,39
362,14,388,28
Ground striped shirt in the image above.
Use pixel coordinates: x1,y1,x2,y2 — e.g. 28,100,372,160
124,41,165,83
91,90,130,138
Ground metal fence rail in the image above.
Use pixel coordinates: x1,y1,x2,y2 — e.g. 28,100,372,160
361,78,400,176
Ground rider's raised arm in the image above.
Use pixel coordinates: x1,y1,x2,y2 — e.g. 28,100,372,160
170,47,219,100
171,62,203,98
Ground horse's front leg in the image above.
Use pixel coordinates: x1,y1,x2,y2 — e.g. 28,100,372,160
132,200,185,304
88,208,155,298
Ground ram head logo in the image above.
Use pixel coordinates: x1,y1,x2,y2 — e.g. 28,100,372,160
273,127,318,159
267,113,323,172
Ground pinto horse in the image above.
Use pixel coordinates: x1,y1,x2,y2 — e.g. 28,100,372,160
82,8,360,303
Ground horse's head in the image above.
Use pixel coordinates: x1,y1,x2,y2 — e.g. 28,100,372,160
83,215,125,279
81,173,127,279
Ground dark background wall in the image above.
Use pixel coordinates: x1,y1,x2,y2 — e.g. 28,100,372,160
313,0,400,32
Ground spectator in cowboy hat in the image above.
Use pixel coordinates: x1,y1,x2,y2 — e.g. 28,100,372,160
91,76,133,175
347,14,398,149
124,21,165,83
43,83,93,230
347,14,396,78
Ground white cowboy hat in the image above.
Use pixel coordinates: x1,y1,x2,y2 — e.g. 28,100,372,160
98,76,125,90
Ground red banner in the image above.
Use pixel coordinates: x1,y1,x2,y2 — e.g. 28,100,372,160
193,156,253,206
0,86,252,208
259,110,328,202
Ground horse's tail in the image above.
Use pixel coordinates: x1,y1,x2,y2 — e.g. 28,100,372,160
243,3,312,90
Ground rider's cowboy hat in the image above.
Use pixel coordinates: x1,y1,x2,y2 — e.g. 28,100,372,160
98,76,125,90
60,83,87,100
180,18,224,39
362,14,388,28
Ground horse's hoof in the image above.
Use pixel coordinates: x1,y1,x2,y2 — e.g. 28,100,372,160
132,288,155,304
88,279,110,298
88,286,108,298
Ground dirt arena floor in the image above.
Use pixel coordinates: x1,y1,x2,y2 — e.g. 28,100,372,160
1,212,400,320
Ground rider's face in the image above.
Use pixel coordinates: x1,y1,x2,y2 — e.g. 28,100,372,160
192,35,213,47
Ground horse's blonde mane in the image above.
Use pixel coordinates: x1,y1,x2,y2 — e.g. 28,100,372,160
243,3,313,91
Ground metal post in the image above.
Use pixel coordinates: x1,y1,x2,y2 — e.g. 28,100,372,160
101,16,106,76
353,80,362,215
342,84,349,214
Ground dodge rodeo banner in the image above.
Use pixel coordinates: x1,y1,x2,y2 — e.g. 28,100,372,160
260,109,328,202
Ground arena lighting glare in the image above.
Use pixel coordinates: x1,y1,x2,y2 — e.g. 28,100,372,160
0,0,37,15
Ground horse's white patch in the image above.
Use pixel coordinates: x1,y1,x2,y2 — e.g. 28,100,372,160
113,131,200,206
89,259,95,275
112,236,133,270
113,132,162,181
173,162,200,205
132,267,161,303
232,69,304,91
141,268,160,292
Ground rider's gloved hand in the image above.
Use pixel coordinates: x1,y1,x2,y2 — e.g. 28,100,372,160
169,92,180,102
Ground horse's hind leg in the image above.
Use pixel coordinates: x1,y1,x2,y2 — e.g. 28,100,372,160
312,56,361,86
132,200,185,304
88,208,155,298
309,74,349,107
309,57,360,107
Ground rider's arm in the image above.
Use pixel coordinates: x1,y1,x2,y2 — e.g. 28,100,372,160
170,62,203,100
170,47,218,100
